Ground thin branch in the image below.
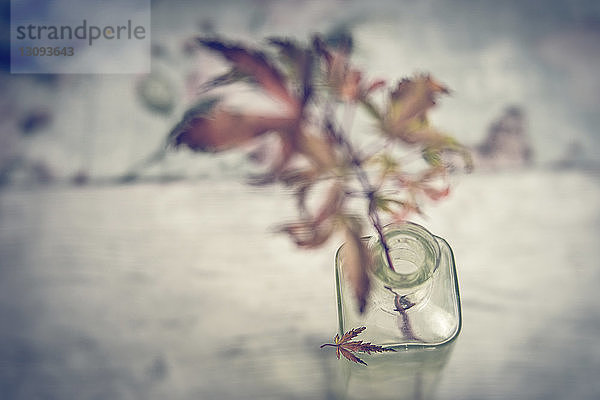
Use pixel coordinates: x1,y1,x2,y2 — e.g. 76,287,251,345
324,114,396,272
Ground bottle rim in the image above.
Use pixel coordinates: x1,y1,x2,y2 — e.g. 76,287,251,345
369,221,441,289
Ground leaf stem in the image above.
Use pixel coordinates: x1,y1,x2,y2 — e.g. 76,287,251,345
368,200,396,272
324,115,396,272
319,343,337,348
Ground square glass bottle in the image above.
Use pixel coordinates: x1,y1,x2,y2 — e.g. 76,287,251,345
335,222,462,347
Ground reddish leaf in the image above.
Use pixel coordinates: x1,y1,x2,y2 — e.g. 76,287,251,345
267,37,314,106
276,183,344,248
344,341,394,355
314,36,384,102
314,183,344,225
343,224,371,313
197,38,300,112
277,220,334,248
174,38,339,183
294,128,339,170
395,167,450,205
365,79,386,94
339,347,367,366
422,185,450,201
170,101,297,152
320,326,395,366
390,202,423,224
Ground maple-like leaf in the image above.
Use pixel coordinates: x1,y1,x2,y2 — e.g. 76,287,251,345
266,37,314,106
197,38,300,112
381,74,449,144
169,99,297,152
320,326,395,366
276,182,344,248
313,36,384,102
171,38,339,182
396,166,450,202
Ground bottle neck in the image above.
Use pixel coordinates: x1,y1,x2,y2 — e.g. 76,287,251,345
369,222,441,289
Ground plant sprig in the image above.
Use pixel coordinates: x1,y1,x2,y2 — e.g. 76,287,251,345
169,34,471,313
320,326,395,366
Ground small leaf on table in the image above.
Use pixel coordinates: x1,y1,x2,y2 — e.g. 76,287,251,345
320,326,395,366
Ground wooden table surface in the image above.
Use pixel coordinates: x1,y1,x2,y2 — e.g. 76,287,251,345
1,170,599,399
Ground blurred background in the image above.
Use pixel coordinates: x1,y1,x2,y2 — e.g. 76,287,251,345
1,0,599,399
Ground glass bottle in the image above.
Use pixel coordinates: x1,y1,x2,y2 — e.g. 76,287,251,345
335,221,461,347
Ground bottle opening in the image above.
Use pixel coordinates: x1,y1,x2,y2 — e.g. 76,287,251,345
370,221,441,289
389,247,419,274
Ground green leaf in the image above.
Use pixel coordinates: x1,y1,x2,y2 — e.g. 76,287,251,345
374,196,406,214
422,136,474,172
422,146,442,167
